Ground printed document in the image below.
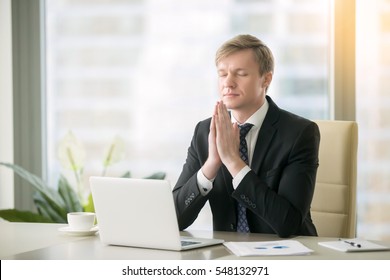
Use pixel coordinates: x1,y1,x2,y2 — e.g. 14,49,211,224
223,240,313,256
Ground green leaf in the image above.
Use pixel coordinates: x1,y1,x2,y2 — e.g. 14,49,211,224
58,175,83,213
0,162,64,205
33,192,54,220
121,171,131,178
0,162,68,219
33,192,67,223
83,193,95,213
144,172,166,180
0,209,53,223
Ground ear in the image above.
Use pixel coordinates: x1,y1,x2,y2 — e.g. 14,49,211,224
263,72,273,88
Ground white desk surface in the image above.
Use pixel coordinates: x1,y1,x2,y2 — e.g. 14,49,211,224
1,221,389,260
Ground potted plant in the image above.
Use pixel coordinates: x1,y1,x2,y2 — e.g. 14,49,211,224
0,132,165,223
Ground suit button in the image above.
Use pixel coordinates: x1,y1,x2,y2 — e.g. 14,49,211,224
230,223,236,230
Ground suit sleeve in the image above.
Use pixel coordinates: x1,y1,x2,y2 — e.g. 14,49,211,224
172,120,210,230
232,121,320,237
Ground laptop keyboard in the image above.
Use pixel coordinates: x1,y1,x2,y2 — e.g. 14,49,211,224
181,240,201,247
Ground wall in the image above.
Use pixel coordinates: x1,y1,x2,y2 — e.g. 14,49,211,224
0,0,14,209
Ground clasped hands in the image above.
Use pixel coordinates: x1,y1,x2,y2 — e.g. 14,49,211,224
201,101,247,180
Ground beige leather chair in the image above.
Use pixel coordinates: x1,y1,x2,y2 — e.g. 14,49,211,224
312,120,358,238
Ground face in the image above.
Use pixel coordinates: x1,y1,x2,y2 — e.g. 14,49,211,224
217,49,272,118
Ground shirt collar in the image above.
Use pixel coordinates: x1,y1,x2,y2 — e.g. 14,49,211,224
231,98,269,129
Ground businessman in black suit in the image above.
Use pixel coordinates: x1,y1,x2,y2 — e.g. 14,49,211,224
173,34,320,237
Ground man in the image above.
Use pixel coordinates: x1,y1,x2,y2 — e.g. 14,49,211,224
173,34,320,237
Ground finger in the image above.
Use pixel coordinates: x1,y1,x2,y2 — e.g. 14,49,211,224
214,102,222,131
213,101,219,117
216,101,230,129
215,102,222,128
210,114,216,136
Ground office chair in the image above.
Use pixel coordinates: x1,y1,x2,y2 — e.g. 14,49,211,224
311,120,358,238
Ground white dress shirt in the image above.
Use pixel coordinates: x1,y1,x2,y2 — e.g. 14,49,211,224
197,99,269,195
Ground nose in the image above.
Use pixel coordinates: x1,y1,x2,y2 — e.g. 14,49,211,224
223,73,236,89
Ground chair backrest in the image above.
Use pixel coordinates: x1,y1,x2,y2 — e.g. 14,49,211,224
312,120,358,238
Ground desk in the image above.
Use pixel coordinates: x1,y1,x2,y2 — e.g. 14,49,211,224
1,221,389,260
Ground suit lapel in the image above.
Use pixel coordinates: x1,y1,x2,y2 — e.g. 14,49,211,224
251,96,280,173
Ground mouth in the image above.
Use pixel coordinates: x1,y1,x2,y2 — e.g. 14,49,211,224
222,87,240,97
223,93,239,98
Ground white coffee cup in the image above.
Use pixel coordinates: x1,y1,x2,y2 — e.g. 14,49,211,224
67,212,95,230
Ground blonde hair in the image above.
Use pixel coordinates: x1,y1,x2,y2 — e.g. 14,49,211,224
215,34,274,76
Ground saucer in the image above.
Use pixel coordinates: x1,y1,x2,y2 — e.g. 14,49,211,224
58,226,99,236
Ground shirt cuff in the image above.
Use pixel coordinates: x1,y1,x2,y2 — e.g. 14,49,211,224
197,170,214,196
232,165,251,189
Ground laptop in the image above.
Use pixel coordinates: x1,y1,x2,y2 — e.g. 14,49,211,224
89,176,224,251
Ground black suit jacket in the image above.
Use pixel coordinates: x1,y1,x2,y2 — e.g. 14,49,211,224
173,96,320,237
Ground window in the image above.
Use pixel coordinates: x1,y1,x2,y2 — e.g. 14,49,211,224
45,0,330,183
356,0,390,240
45,0,330,230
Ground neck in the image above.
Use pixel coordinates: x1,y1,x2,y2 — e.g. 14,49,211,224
232,98,265,124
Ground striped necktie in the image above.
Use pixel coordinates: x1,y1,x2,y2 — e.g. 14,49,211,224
236,123,253,233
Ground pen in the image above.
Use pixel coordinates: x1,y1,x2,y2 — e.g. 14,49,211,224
339,239,361,248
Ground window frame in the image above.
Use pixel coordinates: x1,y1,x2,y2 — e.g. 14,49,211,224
10,0,46,211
